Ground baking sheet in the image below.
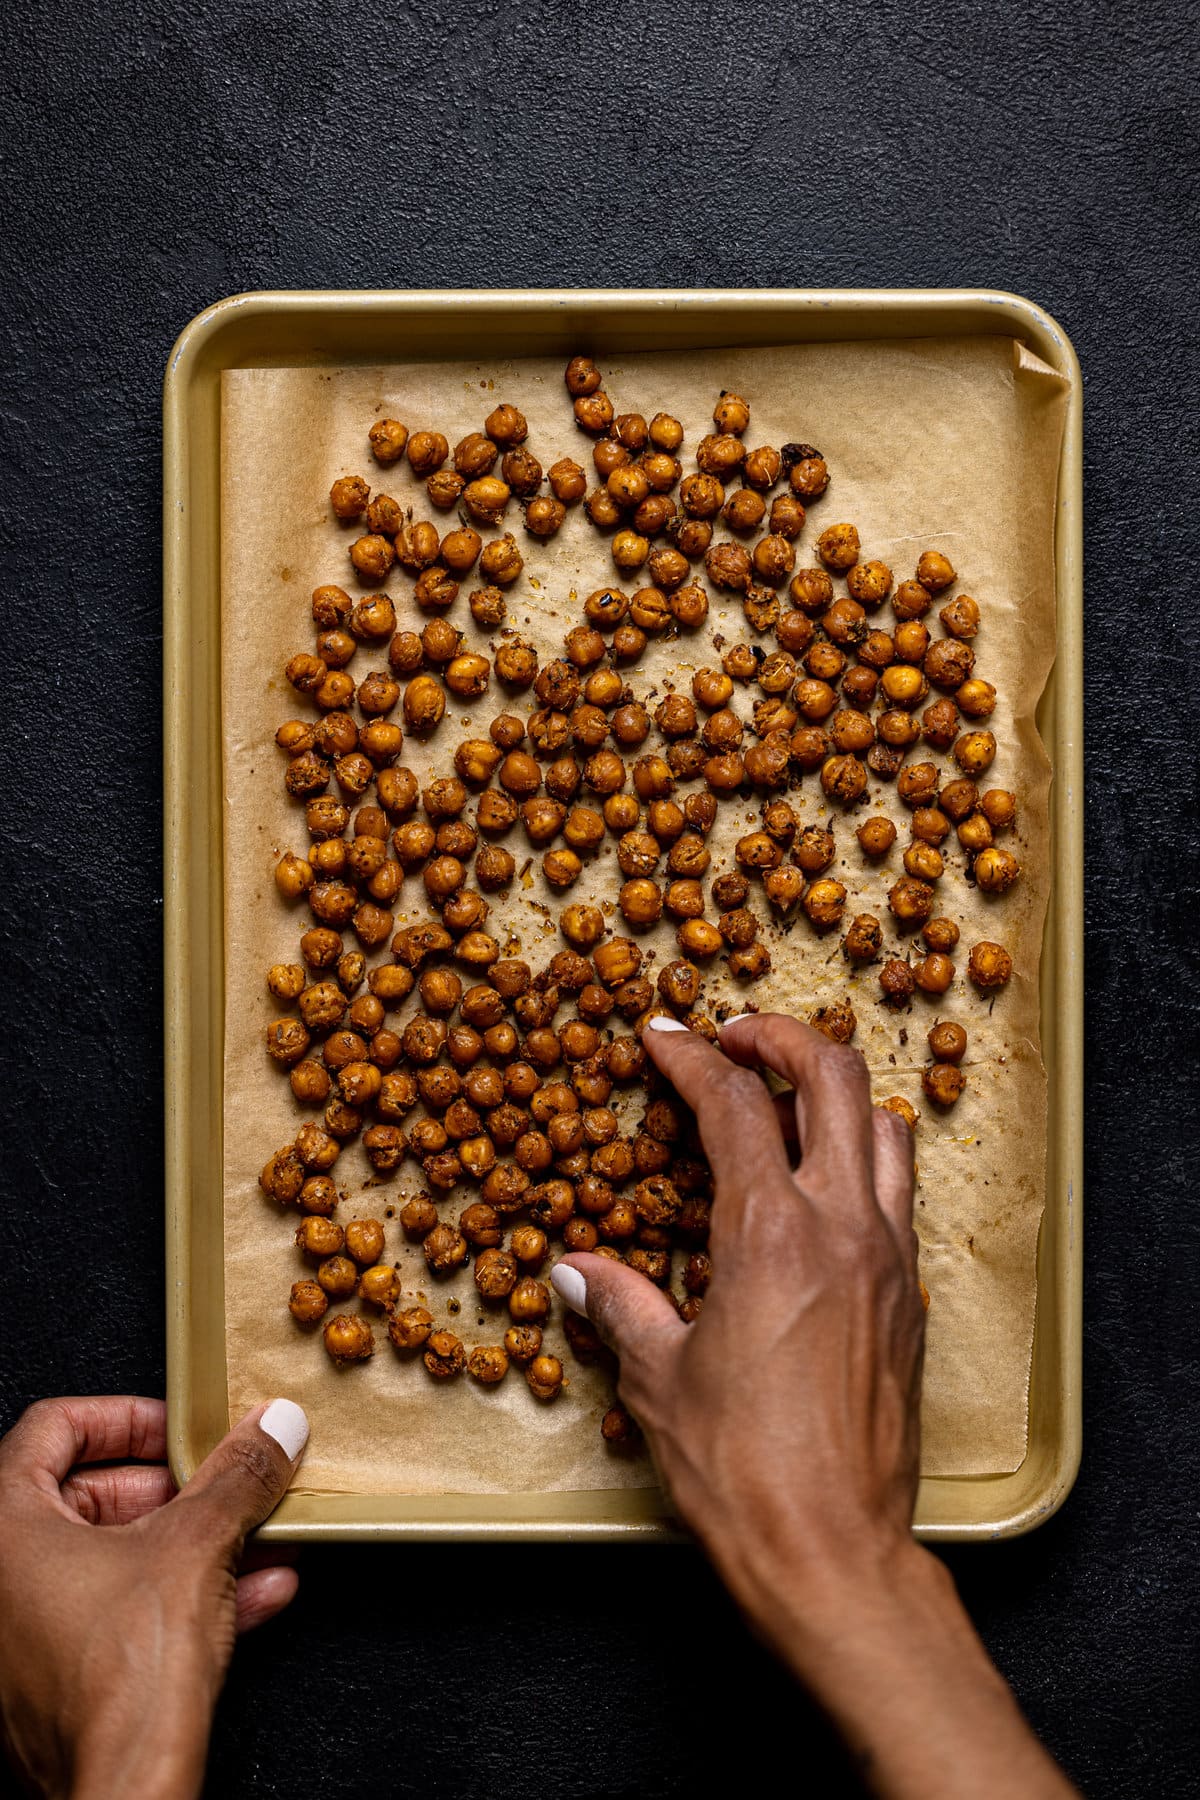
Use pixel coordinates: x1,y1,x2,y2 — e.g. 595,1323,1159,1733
220,336,1067,1492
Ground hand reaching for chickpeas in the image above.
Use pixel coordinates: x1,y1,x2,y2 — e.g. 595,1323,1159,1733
0,1394,307,1800
551,1014,1077,1800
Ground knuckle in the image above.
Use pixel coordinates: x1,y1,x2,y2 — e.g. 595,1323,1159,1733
225,1435,280,1498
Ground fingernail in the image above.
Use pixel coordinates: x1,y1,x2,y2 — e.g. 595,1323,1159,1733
645,1017,690,1033
551,1264,589,1315
260,1398,309,1461
722,1013,753,1028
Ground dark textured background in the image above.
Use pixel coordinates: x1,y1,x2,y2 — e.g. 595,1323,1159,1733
3,0,1199,1794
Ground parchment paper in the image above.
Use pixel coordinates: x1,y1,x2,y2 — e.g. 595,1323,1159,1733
220,336,1067,1492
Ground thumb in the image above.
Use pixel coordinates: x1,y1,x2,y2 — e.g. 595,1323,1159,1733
168,1398,309,1554
552,1255,683,1415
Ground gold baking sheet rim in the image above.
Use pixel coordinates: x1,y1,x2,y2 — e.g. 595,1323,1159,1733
163,288,1082,1543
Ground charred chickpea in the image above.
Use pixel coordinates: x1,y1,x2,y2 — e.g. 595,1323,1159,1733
821,754,868,805
879,959,916,1006
844,913,884,963
407,430,450,476
925,638,976,690
728,941,772,979
705,542,753,593
423,1330,465,1379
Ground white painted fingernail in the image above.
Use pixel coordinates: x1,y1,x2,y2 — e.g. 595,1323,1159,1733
551,1264,589,1315
722,1013,753,1028
645,1017,690,1033
260,1398,309,1461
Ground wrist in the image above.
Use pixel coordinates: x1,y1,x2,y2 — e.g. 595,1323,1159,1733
72,1699,209,1800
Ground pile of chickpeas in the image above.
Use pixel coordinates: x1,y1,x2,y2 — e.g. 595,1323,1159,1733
264,359,1021,1433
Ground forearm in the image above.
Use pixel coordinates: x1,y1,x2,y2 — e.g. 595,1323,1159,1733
723,1536,1076,1800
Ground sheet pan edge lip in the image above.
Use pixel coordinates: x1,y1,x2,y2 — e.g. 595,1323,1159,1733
163,289,1083,1534
160,286,1084,371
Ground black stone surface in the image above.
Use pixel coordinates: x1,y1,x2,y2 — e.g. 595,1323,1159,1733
3,1,1198,1794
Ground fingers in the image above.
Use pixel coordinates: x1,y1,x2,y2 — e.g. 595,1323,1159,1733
719,1014,876,1204
167,1399,309,1553
872,1109,917,1249
61,1463,178,1527
642,1019,793,1197
0,1396,167,1501
552,1255,683,1412
235,1565,300,1634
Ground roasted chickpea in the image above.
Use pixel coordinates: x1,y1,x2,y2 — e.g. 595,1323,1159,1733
289,1279,328,1324
507,1275,550,1324
878,958,916,1006
427,469,466,509
813,522,858,572
974,847,1021,893
455,433,503,482
821,754,868,805
980,789,1017,832
422,1329,465,1378
368,418,408,464
387,1305,434,1352
406,430,449,477
700,541,750,594
923,1062,966,1107
574,391,615,435
927,1019,968,1064
523,1352,562,1401
803,879,847,930
941,593,981,638
881,664,929,709
323,1313,375,1363
953,730,997,778
913,951,955,995
917,550,956,594
877,1095,918,1134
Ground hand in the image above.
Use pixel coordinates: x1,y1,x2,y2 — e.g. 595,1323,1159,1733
551,1014,1077,1800
555,1011,925,1634
0,1394,309,1800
